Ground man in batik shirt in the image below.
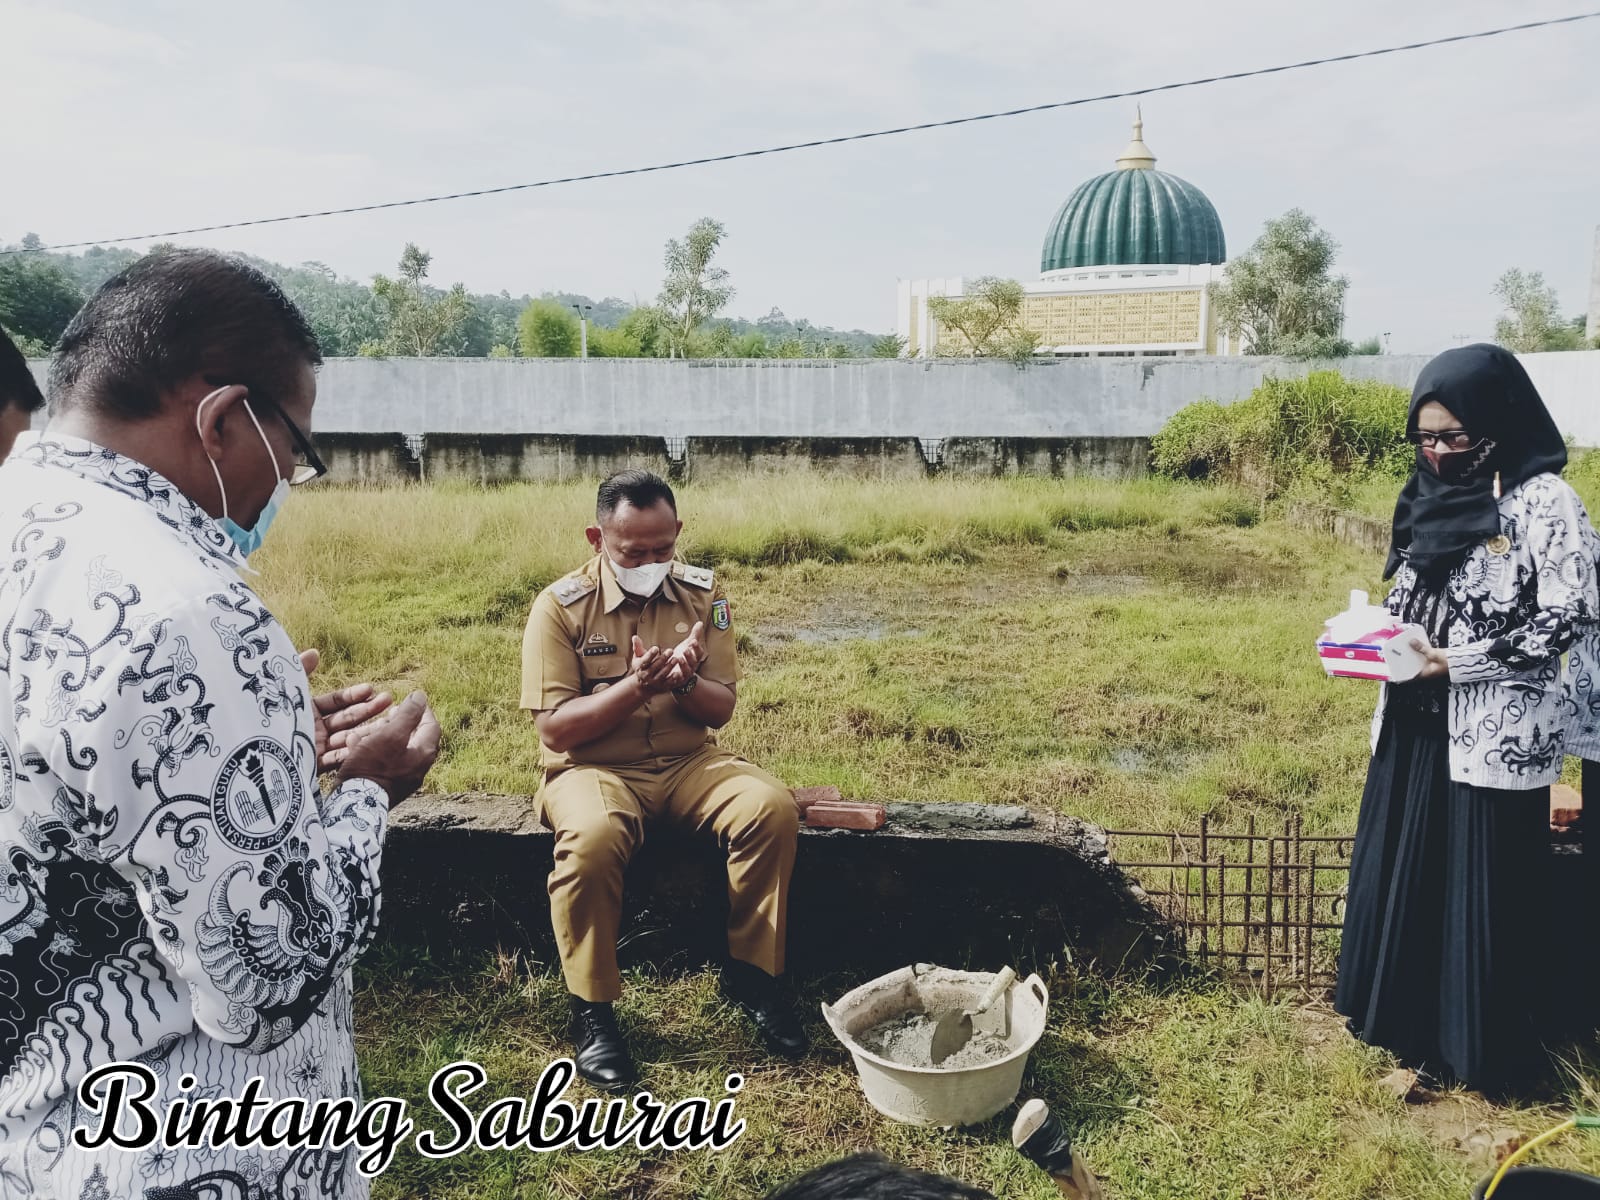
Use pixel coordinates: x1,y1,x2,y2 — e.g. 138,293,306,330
0,250,438,1199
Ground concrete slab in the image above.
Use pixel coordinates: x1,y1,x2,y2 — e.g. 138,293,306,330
379,794,1178,978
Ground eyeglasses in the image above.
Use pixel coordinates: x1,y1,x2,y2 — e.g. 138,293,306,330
255,395,326,485
1407,429,1478,453
204,378,326,485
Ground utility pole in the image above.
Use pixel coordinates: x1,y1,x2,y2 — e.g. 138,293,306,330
571,303,592,358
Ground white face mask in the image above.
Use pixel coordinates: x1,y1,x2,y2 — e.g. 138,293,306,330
606,548,674,597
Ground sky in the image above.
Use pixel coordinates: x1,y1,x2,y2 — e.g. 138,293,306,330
3,0,1598,353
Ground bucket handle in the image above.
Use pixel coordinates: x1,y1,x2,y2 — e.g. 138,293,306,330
1026,975,1049,1010
820,1001,842,1036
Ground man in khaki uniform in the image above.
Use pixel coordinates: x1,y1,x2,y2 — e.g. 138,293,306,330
521,470,805,1091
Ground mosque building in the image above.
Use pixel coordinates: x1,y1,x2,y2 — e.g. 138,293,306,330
896,114,1241,358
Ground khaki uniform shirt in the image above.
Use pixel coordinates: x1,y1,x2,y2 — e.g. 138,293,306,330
520,555,740,769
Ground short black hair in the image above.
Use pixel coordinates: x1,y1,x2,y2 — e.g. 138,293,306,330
48,248,321,419
763,1153,996,1200
0,327,45,414
596,469,676,521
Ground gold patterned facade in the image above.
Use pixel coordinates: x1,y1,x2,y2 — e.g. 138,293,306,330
935,286,1208,353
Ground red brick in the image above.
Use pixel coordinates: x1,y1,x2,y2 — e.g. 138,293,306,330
791,786,842,814
805,801,887,831
1552,783,1583,830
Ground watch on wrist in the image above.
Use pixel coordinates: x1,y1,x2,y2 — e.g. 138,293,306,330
672,673,699,698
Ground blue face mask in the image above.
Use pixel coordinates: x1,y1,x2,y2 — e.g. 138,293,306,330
198,388,291,559
219,475,289,556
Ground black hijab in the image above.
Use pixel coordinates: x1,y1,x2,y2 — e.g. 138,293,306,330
1384,343,1567,580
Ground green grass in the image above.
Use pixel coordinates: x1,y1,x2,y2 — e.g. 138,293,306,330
352,948,1600,1200
255,476,1372,826
249,476,1600,1198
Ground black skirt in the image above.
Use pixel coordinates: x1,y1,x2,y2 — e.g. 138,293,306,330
1334,684,1552,1091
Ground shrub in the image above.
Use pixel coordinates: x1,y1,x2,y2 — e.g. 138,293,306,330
1151,372,1410,497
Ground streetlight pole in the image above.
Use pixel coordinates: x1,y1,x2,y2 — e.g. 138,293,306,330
571,303,592,359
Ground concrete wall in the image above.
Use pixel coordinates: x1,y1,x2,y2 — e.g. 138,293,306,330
1285,502,1392,555
276,352,1600,445
1587,224,1600,345
297,355,1441,439
313,432,1149,485
319,433,418,485
28,348,1600,449
943,436,1148,479
683,437,928,482
418,434,669,484
380,794,1177,976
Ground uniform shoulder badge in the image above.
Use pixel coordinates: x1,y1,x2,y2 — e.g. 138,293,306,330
551,575,598,607
711,598,731,630
671,562,715,590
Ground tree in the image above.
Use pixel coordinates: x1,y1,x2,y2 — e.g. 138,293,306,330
615,306,667,358
0,254,85,348
729,331,773,358
1211,210,1350,356
265,259,386,357
461,290,528,357
693,321,738,358
517,300,581,357
1350,335,1383,356
370,244,473,356
996,326,1043,366
1285,334,1355,360
1491,270,1585,351
586,324,645,358
657,218,734,358
871,333,907,358
540,292,632,328
755,307,792,336
927,277,1035,360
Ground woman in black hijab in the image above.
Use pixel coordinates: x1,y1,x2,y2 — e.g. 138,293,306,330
1333,343,1596,1093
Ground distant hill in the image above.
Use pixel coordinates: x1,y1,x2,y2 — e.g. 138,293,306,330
1,238,886,358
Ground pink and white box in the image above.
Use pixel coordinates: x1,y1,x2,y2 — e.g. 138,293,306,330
1316,590,1427,682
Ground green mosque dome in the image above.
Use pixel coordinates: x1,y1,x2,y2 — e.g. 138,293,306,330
1039,114,1226,273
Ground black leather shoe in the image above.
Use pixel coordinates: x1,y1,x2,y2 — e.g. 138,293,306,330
570,999,637,1093
722,960,809,1059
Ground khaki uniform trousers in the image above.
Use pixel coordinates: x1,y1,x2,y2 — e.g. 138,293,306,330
537,743,798,1002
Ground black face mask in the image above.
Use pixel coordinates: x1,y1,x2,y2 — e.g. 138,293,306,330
1385,344,1566,580
1420,438,1495,482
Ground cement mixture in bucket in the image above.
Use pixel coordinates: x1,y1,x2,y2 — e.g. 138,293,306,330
858,1011,1013,1070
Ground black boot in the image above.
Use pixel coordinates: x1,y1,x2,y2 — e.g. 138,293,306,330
721,960,809,1059
570,998,637,1094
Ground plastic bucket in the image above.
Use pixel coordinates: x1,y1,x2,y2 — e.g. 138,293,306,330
1471,1167,1600,1198
821,965,1049,1127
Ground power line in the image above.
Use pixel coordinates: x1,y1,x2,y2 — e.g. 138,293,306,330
8,9,1599,256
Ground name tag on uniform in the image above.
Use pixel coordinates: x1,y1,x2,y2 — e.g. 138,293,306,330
583,644,618,657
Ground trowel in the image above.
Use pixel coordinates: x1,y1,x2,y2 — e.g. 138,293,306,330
929,966,1016,1065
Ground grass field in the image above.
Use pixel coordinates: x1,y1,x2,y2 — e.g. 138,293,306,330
1337,450,1600,522
252,476,1600,1199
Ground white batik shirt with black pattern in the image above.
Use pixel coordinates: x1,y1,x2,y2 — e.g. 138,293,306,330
1560,503,1600,761
1374,471,1599,790
0,434,388,1200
